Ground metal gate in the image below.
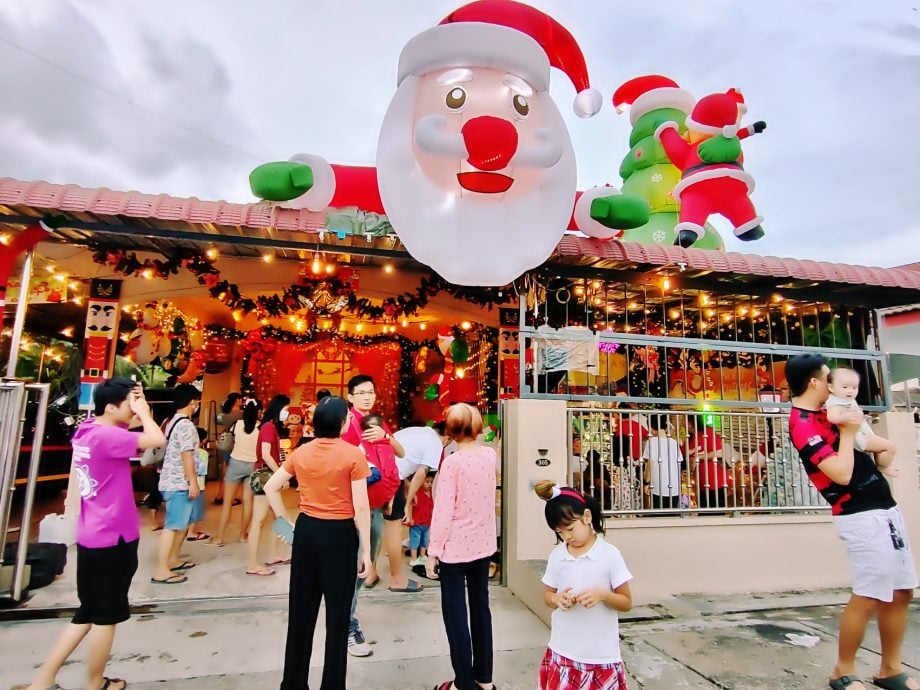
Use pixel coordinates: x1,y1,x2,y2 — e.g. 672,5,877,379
0,381,51,602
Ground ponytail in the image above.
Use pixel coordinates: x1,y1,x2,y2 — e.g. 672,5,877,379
534,481,605,540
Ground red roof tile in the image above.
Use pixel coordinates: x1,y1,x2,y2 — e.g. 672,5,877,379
555,235,920,291
2,178,918,292
0,178,327,233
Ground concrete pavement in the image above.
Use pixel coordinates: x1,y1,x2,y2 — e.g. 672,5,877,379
3,587,919,689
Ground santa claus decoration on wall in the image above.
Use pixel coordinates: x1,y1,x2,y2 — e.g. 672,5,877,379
249,0,649,286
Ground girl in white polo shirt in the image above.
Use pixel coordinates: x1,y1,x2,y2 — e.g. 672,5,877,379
535,481,633,690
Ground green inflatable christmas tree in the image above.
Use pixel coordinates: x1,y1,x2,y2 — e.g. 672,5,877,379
612,75,724,250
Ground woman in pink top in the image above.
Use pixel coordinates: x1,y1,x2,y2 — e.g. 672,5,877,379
426,404,497,690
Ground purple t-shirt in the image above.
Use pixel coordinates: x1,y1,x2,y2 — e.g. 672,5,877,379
71,420,142,548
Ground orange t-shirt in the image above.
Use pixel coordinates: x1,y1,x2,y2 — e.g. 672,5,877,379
282,438,370,519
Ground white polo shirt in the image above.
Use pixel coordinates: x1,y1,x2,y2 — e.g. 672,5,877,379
542,537,632,664
394,426,443,480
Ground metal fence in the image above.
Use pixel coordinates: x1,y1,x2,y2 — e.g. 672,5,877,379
523,327,890,411
567,406,828,516
0,381,50,601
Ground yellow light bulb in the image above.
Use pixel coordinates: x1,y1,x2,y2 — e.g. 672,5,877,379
460,320,472,330
383,264,394,274
206,248,219,260
401,319,408,327
419,322,427,331
262,254,273,263
356,323,364,332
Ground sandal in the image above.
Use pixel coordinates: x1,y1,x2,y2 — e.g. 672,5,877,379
100,677,127,689
246,567,276,576
186,532,210,541
389,579,423,593
873,673,919,690
151,574,188,584
363,575,380,589
265,558,292,566
434,683,453,690
830,677,866,690
170,561,196,571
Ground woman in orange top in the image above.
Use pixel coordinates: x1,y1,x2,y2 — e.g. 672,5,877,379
264,396,372,690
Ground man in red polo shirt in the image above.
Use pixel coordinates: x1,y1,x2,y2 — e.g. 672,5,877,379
787,353,916,690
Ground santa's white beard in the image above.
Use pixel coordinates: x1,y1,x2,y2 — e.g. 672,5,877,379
377,78,577,287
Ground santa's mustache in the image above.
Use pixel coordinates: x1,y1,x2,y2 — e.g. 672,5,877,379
414,115,563,169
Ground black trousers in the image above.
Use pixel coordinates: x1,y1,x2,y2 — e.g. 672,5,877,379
439,556,493,690
281,513,358,690
701,488,728,509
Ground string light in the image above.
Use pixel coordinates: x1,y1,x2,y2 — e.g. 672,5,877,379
141,269,154,280
460,321,472,330
355,323,364,332
383,263,394,274
419,322,427,331
206,248,219,260
262,254,274,264
401,318,408,327
0,233,10,245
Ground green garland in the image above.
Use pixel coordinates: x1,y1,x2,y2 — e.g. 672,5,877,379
92,247,516,320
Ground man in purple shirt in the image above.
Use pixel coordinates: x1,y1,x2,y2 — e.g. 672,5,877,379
16,378,164,690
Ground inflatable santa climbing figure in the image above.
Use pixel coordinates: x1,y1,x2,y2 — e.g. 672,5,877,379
250,0,648,286
654,88,767,248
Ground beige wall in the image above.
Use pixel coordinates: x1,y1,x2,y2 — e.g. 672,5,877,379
505,403,920,621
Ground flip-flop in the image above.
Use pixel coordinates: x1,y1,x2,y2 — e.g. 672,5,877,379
101,677,127,689
363,575,380,589
207,540,225,547
151,525,163,531
265,558,292,566
186,532,210,541
389,579,423,593
873,673,918,690
433,682,453,690
151,574,188,584
830,677,866,690
246,567,276,576
170,561,196,571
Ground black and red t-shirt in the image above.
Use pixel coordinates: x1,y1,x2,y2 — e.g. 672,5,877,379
788,407,894,515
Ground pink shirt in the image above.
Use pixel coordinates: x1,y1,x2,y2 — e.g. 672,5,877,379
71,420,142,548
429,445,497,564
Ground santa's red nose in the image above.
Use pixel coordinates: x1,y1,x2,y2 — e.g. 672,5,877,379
461,116,518,171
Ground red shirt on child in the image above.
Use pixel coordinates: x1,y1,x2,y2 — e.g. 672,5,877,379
413,488,434,527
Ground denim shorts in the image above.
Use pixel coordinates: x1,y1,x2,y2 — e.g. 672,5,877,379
163,490,195,531
409,524,430,550
189,492,205,524
225,457,255,484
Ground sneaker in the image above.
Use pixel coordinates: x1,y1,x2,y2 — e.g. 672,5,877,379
348,629,373,657
410,557,426,567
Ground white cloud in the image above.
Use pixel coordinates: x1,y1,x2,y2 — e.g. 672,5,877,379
0,0,918,267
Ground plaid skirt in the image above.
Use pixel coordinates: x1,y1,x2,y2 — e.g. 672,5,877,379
538,648,628,690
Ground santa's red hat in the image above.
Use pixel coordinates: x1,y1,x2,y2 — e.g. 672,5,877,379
685,88,748,137
397,0,602,118
612,74,695,124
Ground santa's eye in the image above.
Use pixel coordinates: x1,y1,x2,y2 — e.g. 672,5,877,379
512,94,529,117
446,87,467,110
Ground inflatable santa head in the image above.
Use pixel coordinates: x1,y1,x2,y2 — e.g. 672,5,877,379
377,0,601,286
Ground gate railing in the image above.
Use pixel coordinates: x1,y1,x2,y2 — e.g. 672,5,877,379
567,406,829,517
0,381,51,601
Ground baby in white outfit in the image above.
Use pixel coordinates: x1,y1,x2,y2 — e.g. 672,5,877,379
824,366,896,474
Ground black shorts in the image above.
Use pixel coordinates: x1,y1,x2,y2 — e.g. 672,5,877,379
73,538,139,626
384,481,408,522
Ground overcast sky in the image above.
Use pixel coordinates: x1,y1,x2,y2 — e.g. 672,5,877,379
1,0,918,267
